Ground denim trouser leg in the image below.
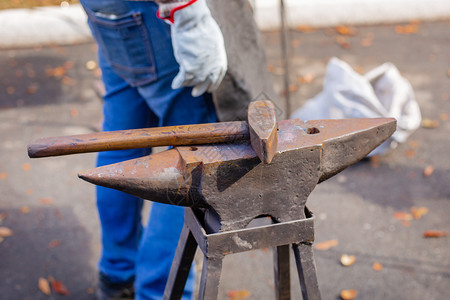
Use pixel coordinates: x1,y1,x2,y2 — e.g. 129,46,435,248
82,1,218,298
96,55,156,284
97,57,217,299
134,65,217,300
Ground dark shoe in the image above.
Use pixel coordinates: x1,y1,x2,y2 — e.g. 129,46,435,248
96,273,135,300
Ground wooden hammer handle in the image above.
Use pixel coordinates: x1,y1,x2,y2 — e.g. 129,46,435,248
28,121,249,158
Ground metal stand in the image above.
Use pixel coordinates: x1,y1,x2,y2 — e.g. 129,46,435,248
163,208,321,300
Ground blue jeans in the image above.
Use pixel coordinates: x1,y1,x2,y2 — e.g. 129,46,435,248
81,1,218,299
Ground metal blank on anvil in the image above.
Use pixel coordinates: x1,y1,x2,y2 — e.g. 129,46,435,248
79,118,396,232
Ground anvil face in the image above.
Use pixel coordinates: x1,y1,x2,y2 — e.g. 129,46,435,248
79,118,396,232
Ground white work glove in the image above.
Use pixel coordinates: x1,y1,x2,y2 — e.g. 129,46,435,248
169,0,227,97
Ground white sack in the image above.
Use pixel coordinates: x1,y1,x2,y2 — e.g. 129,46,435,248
291,57,421,156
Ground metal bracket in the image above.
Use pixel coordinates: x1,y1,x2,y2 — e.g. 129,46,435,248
164,208,321,300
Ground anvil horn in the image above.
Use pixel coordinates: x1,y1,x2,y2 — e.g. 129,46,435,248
78,149,205,207
78,118,396,215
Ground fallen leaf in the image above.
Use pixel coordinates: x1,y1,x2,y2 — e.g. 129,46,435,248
26,189,34,195
405,149,415,158
410,206,428,220
49,277,69,295
0,227,13,237
373,262,383,271
0,237,4,243
64,61,74,69
289,84,299,92
38,277,51,295
39,198,54,205
360,33,374,47
46,62,73,79
440,113,448,121
22,163,31,171
298,73,315,84
401,220,411,227
46,66,66,78
226,290,250,300
370,155,380,168
87,287,95,294
93,68,102,78
6,86,15,95
0,212,7,222
395,24,419,34
54,208,64,220
0,172,6,180
422,118,439,129
314,239,338,250
336,25,357,36
20,206,30,214
353,65,365,74
336,36,350,49
26,84,38,95
48,240,61,249
340,254,356,267
62,76,75,85
423,230,448,238
408,142,420,150
70,108,79,117
269,66,284,75
340,289,357,300
295,25,316,33
394,212,413,221
423,165,434,177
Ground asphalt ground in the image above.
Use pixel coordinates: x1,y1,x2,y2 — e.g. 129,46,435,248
0,20,449,299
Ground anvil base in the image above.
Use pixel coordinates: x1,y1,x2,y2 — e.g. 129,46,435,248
163,208,321,300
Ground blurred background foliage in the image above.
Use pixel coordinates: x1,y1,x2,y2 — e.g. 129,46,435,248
0,0,78,10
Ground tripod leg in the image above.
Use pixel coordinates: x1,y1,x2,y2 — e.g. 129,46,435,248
198,255,224,300
163,225,198,300
274,244,291,300
292,242,321,300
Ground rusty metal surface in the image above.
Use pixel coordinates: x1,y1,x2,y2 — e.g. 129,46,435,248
248,100,278,164
79,118,396,232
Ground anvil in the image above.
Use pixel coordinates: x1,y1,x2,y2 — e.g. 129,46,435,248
78,117,396,232
27,101,396,299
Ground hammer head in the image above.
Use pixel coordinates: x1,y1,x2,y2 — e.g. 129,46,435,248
248,100,278,164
